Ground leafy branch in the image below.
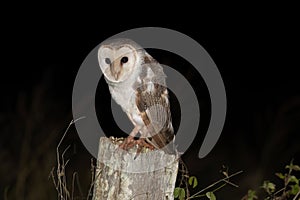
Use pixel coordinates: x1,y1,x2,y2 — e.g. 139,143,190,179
174,165,242,200
242,159,300,200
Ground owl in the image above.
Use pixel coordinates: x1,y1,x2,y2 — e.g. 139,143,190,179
98,38,175,156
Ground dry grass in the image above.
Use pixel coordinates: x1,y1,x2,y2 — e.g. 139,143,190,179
49,117,97,200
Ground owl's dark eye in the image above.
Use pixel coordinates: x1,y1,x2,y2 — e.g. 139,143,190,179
105,58,111,65
120,56,128,64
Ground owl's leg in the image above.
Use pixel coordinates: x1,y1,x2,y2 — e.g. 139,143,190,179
132,128,156,159
135,126,156,149
119,125,141,150
119,112,141,150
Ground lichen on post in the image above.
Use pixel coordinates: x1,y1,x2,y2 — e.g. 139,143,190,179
93,137,179,200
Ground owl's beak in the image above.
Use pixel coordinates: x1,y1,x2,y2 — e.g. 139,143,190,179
110,60,122,80
113,71,121,80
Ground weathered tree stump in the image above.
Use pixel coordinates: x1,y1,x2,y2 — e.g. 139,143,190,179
93,137,179,200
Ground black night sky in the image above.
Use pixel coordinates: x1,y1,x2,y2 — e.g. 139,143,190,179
1,6,299,200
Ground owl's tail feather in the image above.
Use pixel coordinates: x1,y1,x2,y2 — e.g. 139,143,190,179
147,130,176,155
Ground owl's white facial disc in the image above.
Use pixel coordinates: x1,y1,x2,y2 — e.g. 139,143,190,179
98,44,137,83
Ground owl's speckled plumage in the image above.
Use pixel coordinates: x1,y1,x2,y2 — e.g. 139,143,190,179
98,39,175,155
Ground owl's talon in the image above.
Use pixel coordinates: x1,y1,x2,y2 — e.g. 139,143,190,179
136,138,155,150
119,136,135,150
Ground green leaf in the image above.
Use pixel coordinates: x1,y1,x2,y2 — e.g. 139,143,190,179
288,175,299,184
178,188,186,200
290,184,300,195
285,162,300,171
174,187,180,198
247,190,258,200
267,182,276,191
174,187,185,200
206,191,216,200
188,176,198,188
275,172,285,179
261,181,276,194
291,165,300,171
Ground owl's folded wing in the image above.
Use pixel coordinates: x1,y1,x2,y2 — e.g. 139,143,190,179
135,83,175,154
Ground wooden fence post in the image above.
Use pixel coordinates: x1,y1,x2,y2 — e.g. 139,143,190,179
93,137,179,200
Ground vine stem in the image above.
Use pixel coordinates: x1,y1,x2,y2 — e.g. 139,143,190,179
186,170,243,200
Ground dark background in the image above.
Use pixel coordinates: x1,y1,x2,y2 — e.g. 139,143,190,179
1,6,299,200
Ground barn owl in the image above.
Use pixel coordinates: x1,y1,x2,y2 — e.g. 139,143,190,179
98,38,175,156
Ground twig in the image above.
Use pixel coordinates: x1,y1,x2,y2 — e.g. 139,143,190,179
62,146,71,160
191,183,227,199
222,178,239,188
178,158,190,198
265,187,285,200
49,167,58,189
57,116,86,151
187,170,243,199
54,117,85,200
293,190,300,200
86,159,96,200
72,172,77,200
87,167,102,200
71,172,84,200
211,183,227,193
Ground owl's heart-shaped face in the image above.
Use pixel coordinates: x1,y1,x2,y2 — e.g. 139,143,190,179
98,44,138,83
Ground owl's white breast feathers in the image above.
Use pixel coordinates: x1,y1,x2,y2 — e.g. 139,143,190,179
107,68,140,113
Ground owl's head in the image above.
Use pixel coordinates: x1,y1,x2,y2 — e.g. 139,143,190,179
98,39,143,83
